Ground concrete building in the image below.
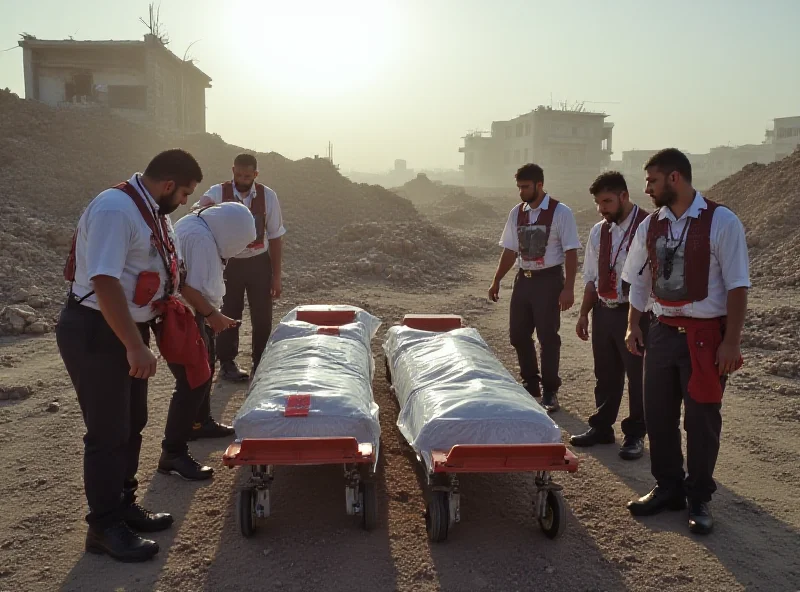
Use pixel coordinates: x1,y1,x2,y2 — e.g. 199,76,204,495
767,116,800,160
18,34,211,133
459,105,614,193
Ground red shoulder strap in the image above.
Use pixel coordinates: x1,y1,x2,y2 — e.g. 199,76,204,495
221,181,234,202
252,183,267,216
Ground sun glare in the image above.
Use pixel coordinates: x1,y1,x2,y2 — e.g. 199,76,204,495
236,1,399,96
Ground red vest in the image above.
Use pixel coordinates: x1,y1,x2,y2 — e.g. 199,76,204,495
222,181,266,249
646,198,722,306
516,197,559,263
597,205,649,299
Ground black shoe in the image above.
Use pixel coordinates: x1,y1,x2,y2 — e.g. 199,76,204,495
189,418,235,440
688,500,713,534
619,436,645,460
220,361,249,382
570,427,615,447
158,452,214,481
522,381,541,398
121,502,174,533
85,522,159,563
627,485,686,516
542,391,560,412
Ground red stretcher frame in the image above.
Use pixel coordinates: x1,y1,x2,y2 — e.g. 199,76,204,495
223,307,376,470
399,314,579,476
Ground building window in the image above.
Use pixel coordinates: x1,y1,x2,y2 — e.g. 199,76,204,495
525,122,531,135
505,126,512,139
514,149,521,163
504,150,511,165
108,85,148,110
516,123,523,137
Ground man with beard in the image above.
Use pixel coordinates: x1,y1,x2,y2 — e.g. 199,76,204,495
572,171,649,460
621,148,750,534
489,163,581,413
193,153,285,430
56,149,203,562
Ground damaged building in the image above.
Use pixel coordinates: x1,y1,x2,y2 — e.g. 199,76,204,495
459,105,614,193
18,34,211,133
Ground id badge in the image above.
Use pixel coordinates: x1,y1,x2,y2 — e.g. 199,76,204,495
659,303,690,316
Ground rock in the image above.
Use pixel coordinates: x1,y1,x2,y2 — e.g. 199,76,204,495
11,288,29,303
27,295,49,309
0,386,33,401
46,401,59,413
25,321,49,334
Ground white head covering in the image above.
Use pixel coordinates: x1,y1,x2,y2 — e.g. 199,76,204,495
188,202,257,259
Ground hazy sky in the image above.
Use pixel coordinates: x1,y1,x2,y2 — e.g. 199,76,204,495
1,0,798,172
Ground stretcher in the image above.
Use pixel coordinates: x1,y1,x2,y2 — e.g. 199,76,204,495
223,305,382,537
383,314,579,542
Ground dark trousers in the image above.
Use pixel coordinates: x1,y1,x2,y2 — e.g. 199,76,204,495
56,298,151,529
644,320,724,502
588,303,648,438
217,250,273,369
161,314,215,454
509,265,564,394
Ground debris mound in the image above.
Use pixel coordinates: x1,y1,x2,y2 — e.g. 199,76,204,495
706,148,800,287
0,89,478,334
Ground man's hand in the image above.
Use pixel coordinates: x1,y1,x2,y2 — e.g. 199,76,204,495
271,275,282,299
127,343,157,379
625,324,645,356
559,288,575,312
488,281,500,302
576,315,589,341
206,310,238,334
716,339,742,376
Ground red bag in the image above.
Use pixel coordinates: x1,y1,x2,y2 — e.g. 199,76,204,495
133,271,161,306
152,296,211,390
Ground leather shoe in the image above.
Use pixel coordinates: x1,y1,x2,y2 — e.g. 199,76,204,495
570,427,615,447
627,485,686,516
522,381,541,398
158,452,214,481
688,500,713,534
220,361,249,382
121,502,174,533
85,522,159,563
619,436,645,460
542,391,560,412
189,418,235,440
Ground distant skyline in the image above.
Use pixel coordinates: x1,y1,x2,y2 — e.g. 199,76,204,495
1,0,798,173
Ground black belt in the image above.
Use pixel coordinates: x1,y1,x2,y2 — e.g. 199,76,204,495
517,264,563,279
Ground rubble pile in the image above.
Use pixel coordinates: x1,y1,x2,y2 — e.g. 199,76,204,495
706,148,800,287
0,90,477,334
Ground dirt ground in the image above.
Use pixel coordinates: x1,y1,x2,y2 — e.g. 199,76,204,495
1,256,799,592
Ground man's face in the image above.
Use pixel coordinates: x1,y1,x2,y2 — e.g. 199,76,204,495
157,180,197,216
233,165,258,193
517,180,541,203
645,167,678,208
594,190,626,224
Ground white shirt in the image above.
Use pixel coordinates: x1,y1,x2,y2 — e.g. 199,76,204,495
198,182,286,259
499,194,582,270
621,192,751,318
583,205,650,307
71,173,178,323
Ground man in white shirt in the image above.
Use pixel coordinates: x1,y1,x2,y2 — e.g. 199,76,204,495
56,149,203,562
194,154,286,382
489,163,582,412
572,171,650,460
621,148,750,535
158,202,257,479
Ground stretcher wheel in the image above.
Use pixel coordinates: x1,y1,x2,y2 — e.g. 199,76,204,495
238,488,257,537
384,356,392,385
361,481,378,531
425,491,449,542
538,490,566,540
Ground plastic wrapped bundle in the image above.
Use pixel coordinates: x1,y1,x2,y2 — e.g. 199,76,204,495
383,325,562,469
233,306,382,451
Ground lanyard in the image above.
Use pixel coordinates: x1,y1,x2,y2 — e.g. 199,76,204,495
607,205,638,271
134,176,177,292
